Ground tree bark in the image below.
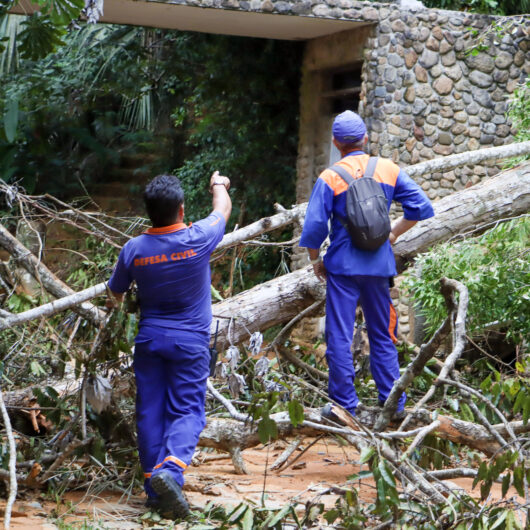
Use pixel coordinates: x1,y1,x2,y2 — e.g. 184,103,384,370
393,162,530,272
2,164,529,344
0,223,105,325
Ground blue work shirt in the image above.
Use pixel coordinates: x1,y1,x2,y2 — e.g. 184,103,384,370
108,211,226,350
300,152,434,277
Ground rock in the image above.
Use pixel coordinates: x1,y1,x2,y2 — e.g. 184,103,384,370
361,6,379,20
469,70,492,88
454,111,467,123
469,127,481,139
412,99,427,115
496,124,511,137
492,114,506,125
451,123,467,135
433,75,453,95
432,26,443,40
261,0,274,10
440,107,454,118
454,134,466,145
405,50,418,69
426,37,440,52
292,0,311,13
312,5,331,16
405,137,417,151
444,64,462,81
439,40,452,55
418,26,430,42
379,22,392,33
385,68,397,83
495,51,513,70
414,65,428,82
480,134,494,144
491,88,505,102
438,118,452,130
437,132,452,145
391,19,407,32
441,51,456,67
388,54,404,67
430,64,443,78
465,53,495,73
375,86,387,98
404,86,415,103
414,125,424,140
493,70,510,83
419,49,438,68
473,90,492,108
513,50,524,67
423,123,435,136
433,144,453,155
274,1,291,13
416,83,432,98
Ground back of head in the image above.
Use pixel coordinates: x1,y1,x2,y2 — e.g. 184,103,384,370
332,110,367,152
144,175,184,228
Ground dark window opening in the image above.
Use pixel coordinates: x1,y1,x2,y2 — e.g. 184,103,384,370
322,63,363,114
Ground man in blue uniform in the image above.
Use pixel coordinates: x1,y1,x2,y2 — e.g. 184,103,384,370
108,171,231,519
300,111,434,420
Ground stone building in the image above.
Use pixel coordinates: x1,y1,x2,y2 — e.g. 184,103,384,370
14,0,529,206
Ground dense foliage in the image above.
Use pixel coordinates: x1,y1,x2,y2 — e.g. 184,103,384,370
423,0,530,15
0,21,302,225
404,217,530,347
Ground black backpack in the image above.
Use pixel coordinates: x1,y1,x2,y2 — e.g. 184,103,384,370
329,156,391,251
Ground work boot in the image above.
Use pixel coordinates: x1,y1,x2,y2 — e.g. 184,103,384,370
150,471,190,520
378,401,407,422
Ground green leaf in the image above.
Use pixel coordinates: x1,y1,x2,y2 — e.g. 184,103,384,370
18,14,66,61
288,399,304,428
257,417,278,444
490,509,508,530
378,459,395,488
4,97,18,143
480,479,493,500
264,504,291,528
513,389,525,414
473,461,488,489
501,472,511,498
512,466,524,497
240,505,254,530
523,396,530,425
460,402,474,422
359,446,375,464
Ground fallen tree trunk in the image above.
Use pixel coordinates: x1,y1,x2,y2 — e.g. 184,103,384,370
393,162,530,272
2,164,529,343
0,223,105,325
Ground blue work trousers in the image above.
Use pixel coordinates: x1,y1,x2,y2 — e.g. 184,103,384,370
325,273,405,415
133,324,209,498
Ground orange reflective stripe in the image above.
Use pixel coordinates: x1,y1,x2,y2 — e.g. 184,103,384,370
145,223,188,234
144,472,152,479
388,303,398,344
153,455,187,471
320,155,399,196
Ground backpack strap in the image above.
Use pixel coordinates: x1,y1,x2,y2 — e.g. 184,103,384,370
363,156,379,179
329,163,354,185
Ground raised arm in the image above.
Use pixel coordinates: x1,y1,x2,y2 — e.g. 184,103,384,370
209,170,232,223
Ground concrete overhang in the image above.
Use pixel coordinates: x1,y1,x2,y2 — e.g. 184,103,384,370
10,0,369,40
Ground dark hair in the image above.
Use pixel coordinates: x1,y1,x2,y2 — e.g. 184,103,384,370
143,175,185,227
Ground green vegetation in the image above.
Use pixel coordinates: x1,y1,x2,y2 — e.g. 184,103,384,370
423,0,530,15
404,217,530,346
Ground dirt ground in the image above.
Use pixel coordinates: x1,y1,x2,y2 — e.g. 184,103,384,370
1,437,524,529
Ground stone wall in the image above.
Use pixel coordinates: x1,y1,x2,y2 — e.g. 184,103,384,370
293,3,528,205
359,7,528,201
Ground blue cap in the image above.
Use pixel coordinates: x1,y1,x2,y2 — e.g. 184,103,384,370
332,110,367,143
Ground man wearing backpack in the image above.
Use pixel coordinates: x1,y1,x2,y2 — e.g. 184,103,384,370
300,110,434,420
